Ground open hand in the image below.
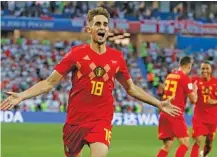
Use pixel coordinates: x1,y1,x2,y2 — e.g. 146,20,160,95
1,92,23,111
160,97,182,117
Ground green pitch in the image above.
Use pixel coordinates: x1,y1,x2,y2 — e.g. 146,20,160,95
1,123,217,157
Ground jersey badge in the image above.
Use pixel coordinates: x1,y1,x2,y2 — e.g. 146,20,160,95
94,66,105,77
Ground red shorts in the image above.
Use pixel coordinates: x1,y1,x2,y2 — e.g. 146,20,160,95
192,118,217,138
63,120,112,157
158,114,189,140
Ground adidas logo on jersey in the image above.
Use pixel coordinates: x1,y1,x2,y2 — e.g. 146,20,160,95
83,55,90,60
111,60,117,64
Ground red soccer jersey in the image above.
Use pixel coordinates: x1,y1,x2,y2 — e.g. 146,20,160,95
54,44,130,125
192,76,217,124
162,70,193,117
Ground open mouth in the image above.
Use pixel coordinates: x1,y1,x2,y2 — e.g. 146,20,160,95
202,72,208,76
98,32,105,38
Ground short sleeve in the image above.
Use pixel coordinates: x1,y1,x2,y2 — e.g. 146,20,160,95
118,53,131,81
54,48,76,76
182,75,193,94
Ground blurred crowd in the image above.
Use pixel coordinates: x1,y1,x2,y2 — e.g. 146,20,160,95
1,1,217,23
1,38,217,114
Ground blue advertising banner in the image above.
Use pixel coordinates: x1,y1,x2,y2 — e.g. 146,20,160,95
177,33,217,52
1,17,84,32
0,111,193,126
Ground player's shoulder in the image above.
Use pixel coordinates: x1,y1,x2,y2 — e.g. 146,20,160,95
70,44,88,53
166,70,181,79
171,70,186,78
211,76,217,84
176,70,191,82
67,44,89,58
106,46,123,57
191,75,200,82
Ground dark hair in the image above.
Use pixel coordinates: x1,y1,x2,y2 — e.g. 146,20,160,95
179,56,193,66
201,60,211,65
87,7,110,24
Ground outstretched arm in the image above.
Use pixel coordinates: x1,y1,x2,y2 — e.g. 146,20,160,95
116,73,181,117
1,70,63,110
207,99,217,105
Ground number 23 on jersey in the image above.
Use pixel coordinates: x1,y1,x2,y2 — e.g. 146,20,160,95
163,80,178,99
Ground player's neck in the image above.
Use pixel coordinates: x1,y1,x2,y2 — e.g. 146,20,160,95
90,42,106,54
178,67,188,74
203,76,211,81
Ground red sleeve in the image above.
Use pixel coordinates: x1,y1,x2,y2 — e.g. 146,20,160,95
182,75,193,94
54,48,77,76
118,53,131,81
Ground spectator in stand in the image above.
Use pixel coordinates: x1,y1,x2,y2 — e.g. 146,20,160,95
2,1,216,23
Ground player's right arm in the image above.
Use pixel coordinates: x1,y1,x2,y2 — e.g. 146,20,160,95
1,70,63,111
1,47,77,110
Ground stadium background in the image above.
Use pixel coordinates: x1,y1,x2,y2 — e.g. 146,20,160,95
1,1,217,157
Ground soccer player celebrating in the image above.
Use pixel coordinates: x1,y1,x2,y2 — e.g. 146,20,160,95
156,56,198,157
190,61,217,157
1,7,181,157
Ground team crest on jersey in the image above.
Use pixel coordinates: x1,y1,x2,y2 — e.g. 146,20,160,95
94,66,105,77
205,87,209,94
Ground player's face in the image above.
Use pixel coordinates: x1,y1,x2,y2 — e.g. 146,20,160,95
87,15,109,45
186,63,193,74
200,63,212,79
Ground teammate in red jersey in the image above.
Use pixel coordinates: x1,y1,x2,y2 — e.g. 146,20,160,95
190,61,217,157
1,7,181,157
156,56,198,157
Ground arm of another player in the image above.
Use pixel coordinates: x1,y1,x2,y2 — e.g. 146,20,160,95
116,73,181,117
207,99,217,105
0,70,63,110
187,80,198,104
207,79,217,105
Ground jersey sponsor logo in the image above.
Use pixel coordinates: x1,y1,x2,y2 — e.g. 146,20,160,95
94,66,105,77
83,55,90,60
188,83,193,90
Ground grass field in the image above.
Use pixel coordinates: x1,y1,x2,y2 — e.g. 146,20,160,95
1,123,217,157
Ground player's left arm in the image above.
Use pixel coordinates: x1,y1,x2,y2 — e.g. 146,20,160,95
208,88,217,105
208,80,217,105
115,53,181,116
116,73,181,117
